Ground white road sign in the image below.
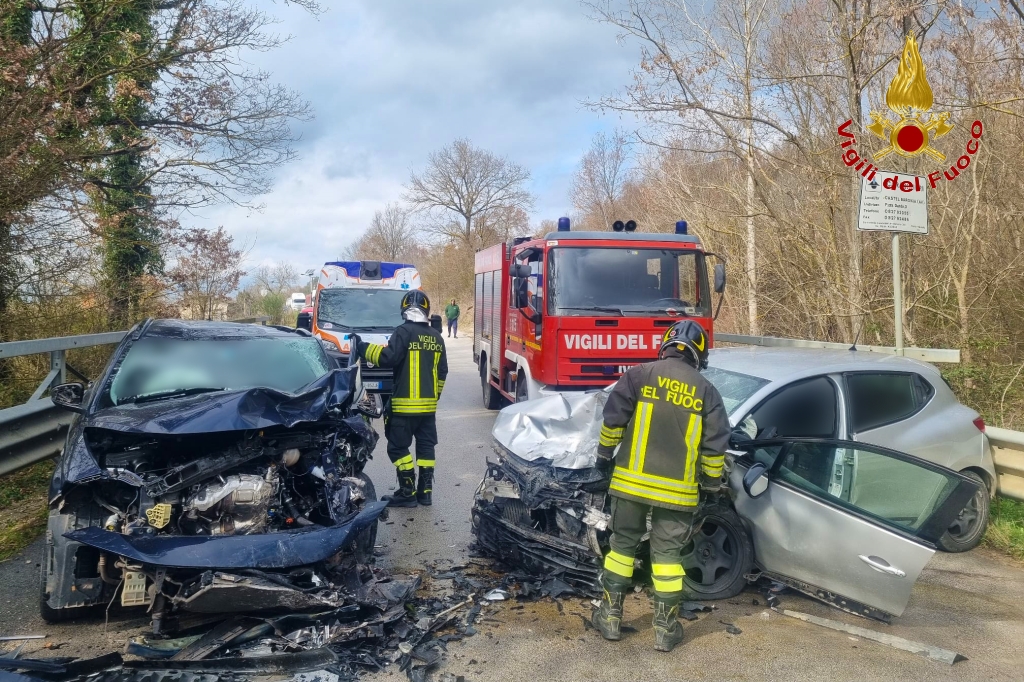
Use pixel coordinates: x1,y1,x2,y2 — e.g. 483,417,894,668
857,172,928,234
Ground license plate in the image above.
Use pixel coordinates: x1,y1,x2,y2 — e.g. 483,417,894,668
364,381,381,389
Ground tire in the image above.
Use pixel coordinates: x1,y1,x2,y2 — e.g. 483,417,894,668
937,470,989,553
40,558,82,623
40,510,107,623
482,359,502,410
681,503,754,600
354,472,379,555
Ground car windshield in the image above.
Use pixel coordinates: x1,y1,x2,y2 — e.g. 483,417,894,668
107,337,331,405
318,288,406,331
702,366,771,414
547,247,710,316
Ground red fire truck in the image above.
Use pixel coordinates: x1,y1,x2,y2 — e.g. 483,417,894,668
473,218,725,408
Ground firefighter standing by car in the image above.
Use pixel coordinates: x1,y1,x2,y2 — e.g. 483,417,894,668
592,320,730,652
354,290,448,507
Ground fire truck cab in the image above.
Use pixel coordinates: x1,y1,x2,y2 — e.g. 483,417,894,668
313,260,421,397
473,219,725,408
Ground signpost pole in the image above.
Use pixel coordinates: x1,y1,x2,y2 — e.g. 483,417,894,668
891,233,903,355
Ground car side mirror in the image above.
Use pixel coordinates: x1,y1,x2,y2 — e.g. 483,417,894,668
742,462,769,498
514,279,530,309
713,263,726,294
51,382,86,413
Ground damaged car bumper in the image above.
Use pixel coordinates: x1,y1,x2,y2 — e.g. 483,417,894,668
472,448,609,594
64,502,386,569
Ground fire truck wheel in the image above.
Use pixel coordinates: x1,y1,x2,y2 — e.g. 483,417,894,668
482,360,503,410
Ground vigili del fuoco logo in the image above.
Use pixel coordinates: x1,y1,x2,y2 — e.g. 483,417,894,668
836,35,983,190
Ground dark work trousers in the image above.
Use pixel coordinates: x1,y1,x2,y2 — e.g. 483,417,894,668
605,497,694,598
447,318,458,337
384,412,438,473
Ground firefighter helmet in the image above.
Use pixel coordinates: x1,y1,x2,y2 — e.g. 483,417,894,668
660,320,709,369
400,290,431,318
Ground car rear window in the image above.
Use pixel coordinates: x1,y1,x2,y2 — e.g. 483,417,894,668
846,372,935,433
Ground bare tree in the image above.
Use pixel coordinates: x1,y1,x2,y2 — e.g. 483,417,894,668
347,203,420,261
169,227,246,320
405,139,534,247
571,131,632,230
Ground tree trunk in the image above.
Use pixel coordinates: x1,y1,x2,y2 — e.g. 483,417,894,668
745,120,758,335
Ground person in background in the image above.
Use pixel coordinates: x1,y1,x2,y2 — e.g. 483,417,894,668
444,299,460,338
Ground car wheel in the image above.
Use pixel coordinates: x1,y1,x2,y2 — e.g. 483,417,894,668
482,360,502,410
39,558,80,623
354,472,379,555
937,470,989,553
40,509,107,623
681,503,754,600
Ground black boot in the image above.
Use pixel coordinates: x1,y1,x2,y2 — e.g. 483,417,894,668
416,468,433,506
652,594,684,652
592,574,627,641
382,470,418,508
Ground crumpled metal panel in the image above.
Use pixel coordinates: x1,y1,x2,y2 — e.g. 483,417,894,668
85,367,358,435
491,388,610,470
64,501,387,569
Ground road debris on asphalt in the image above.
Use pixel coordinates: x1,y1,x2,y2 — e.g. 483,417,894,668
3,557,595,682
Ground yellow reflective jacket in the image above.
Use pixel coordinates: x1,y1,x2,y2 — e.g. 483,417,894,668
360,321,448,415
598,355,730,510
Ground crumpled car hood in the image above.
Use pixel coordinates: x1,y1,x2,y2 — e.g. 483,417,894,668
52,366,365,495
85,366,358,435
492,388,610,470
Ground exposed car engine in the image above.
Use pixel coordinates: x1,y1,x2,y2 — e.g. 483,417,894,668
75,420,377,540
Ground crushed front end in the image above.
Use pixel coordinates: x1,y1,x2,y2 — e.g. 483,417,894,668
42,370,385,628
471,445,609,596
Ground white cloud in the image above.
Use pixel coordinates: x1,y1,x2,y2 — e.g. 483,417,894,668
195,0,640,272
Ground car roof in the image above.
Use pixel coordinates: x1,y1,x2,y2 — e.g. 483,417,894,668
141,319,307,340
708,346,944,383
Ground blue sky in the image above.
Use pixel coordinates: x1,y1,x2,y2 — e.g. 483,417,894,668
193,0,640,273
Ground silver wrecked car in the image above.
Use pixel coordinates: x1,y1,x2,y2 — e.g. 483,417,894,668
704,347,994,552
471,353,985,622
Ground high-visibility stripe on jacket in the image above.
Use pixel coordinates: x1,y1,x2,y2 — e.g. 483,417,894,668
599,355,730,511
359,320,448,415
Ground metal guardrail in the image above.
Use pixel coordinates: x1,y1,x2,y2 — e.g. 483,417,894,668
986,427,1024,502
716,333,961,364
0,317,272,476
0,331,128,476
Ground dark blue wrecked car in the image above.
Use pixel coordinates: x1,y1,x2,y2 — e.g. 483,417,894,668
41,319,384,627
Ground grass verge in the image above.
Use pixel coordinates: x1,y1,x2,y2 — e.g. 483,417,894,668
0,460,55,562
983,497,1024,561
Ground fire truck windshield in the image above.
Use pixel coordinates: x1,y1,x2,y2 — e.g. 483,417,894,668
317,288,406,331
547,247,709,316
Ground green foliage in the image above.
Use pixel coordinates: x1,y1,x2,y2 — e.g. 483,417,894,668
0,459,54,562
256,292,289,324
984,498,1024,561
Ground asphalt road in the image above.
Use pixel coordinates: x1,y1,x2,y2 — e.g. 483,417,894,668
2,334,1023,681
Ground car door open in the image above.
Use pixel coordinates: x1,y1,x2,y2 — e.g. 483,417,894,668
730,438,980,621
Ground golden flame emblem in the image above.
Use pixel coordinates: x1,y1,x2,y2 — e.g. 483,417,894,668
867,35,953,161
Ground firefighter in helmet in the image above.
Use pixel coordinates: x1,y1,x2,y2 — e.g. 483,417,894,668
356,290,448,507
592,320,730,652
